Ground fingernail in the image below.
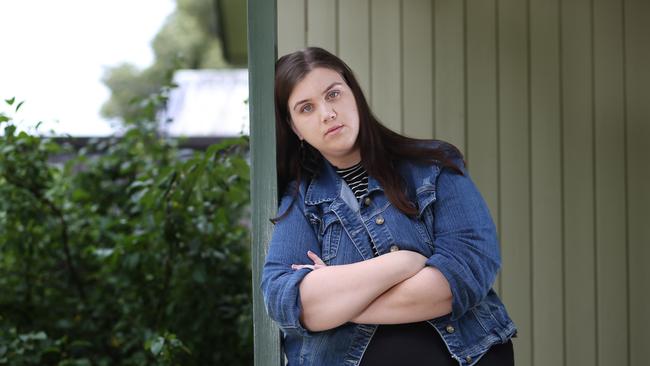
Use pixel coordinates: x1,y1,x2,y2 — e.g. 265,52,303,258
307,250,313,255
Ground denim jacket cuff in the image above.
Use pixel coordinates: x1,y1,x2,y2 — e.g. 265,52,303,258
277,267,314,337
425,254,471,321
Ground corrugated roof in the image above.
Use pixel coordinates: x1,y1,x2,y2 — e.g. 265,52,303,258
161,69,249,137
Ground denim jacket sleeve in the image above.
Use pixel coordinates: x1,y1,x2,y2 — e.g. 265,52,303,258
424,162,501,321
261,184,322,337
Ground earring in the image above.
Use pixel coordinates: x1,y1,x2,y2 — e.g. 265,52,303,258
299,139,306,165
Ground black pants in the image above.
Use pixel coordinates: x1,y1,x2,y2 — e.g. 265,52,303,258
359,322,514,366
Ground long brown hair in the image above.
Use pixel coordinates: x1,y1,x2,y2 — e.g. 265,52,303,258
275,47,462,218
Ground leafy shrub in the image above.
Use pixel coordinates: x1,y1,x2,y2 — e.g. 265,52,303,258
0,93,252,365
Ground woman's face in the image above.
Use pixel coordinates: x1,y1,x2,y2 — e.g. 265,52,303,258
287,67,361,168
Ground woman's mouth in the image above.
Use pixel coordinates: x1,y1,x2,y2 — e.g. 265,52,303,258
325,125,343,136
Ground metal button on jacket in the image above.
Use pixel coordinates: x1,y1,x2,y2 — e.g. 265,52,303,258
364,197,372,206
375,215,385,225
465,356,473,363
389,245,399,252
446,325,455,334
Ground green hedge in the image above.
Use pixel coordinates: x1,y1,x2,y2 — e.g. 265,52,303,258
0,94,253,365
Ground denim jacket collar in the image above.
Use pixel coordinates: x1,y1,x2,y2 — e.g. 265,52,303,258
304,160,384,206
304,159,442,219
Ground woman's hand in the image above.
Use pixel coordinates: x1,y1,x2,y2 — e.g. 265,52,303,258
291,250,327,271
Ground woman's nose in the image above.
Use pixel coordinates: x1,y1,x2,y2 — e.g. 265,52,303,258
321,104,337,122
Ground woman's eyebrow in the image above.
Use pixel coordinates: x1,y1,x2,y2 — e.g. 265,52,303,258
322,82,342,94
292,82,343,111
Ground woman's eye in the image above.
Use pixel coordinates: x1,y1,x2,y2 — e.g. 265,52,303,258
326,90,340,100
301,104,313,113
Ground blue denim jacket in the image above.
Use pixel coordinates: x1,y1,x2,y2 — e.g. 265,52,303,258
261,155,517,366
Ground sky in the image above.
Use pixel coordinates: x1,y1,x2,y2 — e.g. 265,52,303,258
0,0,176,136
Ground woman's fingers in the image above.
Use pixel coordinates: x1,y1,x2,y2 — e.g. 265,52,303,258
291,250,327,270
307,250,326,266
292,264,316,270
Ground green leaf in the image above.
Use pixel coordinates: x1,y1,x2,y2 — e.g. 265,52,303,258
124,253,140,269
41,345,61,355
4,125,16,137
150,336,165,356
130,187,149,204
18,331,47,342
69,339,93,351
128,179,153,191
192,267,206,284
15,101,24,112
5,97,15,105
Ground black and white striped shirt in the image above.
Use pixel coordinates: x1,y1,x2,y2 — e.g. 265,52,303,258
334,162,369,201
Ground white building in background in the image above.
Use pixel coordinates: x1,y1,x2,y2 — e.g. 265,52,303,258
161,69,249,137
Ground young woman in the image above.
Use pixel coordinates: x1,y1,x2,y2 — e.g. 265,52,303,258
261,47,516,366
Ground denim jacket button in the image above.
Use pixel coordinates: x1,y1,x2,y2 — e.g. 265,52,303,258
465,355,472,363
364,197,372,206
375,216,385,225
389,245,399,252
445,325,455,334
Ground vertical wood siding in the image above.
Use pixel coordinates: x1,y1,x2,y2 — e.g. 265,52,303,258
624,1,650,365
497,1,533,364
529,1,564,364
274,0,650,365
561,0,597,365
593,1,629,365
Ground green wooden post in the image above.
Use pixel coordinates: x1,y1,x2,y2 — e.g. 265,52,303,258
248,0,282,365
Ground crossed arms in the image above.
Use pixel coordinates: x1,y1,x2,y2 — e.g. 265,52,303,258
293,250,453,332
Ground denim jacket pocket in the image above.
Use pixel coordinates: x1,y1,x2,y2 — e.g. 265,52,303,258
469,302,498,335
307,210,343,264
